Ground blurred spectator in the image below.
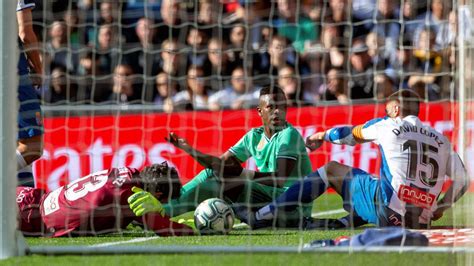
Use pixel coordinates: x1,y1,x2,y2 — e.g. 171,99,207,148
154,72,178,106
253,35,309,79
135,17,157,49
352,0,376,37
76,51,109,103
204,38,237,91
374,74,396,100
277,66,310,107
156,0,188,44
227,23,247,65
327,0,349,23
186,27,209,68
348,38,374,99
273,0,318,53
155,39,186,79
108,64,142,104
319,24,346,72
401,0,423,43
99,0,119,25
208,66,259,111
197,0,223,38
413,0,451,49
77,0,94,11
125,17,161,75
366,31,397,78
303,52,325,103
352,0,376,21
322,0,352,38
407,27,446,100
63,7,81,46
198,0,218,25
317,68,349,104
171,66,211,111
437,10,458,49
365,32,397,99
85,0,121,46
223,1,270,51
372,0,400,59
302,0,323,22
96,24,121,75
45,66,77,104
45,21,79,74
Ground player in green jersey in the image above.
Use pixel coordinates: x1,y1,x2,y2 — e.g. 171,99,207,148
163,86,313,227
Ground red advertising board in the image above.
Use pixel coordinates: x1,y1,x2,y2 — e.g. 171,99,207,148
34,102,473,191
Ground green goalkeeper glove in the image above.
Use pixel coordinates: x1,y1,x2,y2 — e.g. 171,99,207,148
127,186,165,217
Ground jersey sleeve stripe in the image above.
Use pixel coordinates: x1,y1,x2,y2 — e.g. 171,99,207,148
228,148,237,155
276,155,297,160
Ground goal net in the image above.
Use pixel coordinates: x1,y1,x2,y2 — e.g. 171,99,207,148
3,0,474,263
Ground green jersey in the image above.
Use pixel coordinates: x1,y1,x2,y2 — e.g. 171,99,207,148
229,123,312,188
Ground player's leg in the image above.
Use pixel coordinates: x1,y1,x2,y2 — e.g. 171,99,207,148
17,79,44,187
339,168,379,226
230,180,312,228
163,169,225,216
251,162,348,221
234,161,357,228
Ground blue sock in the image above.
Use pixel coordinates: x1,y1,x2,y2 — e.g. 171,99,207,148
256,169,328,220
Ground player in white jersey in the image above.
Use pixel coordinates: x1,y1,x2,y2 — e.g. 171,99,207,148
235,90,470,229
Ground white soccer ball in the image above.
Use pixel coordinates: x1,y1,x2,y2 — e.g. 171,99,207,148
194,198,235,235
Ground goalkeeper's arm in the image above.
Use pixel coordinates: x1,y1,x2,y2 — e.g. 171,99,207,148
127,187,194,236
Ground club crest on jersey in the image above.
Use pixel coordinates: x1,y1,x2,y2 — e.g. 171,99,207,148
257,137,267,150
398,184,436,209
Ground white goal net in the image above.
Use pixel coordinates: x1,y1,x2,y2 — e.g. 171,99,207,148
2,0,474,263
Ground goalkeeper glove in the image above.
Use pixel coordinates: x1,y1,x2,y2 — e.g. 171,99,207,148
127,186,165,217
177,218,196,228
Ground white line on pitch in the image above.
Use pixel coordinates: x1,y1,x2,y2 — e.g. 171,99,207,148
91,236,161,247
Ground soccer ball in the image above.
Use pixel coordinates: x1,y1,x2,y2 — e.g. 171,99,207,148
194,198,235,235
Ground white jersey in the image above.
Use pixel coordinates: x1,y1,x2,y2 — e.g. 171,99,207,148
360,115,465,224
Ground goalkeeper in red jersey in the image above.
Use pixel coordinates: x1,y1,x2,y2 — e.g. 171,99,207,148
17,162,194,237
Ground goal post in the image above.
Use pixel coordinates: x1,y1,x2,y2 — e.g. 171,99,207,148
0,0,27,259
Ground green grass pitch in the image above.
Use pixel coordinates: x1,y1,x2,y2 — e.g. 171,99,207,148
3,193,472,266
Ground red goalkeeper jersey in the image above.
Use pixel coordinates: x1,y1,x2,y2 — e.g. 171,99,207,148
18,167,192,237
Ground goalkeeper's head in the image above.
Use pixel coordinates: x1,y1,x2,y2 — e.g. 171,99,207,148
137,161,181,201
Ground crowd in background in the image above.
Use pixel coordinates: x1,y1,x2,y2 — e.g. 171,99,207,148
29,0,471,111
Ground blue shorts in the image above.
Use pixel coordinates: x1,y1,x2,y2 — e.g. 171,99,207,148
341,168,380,225
18,76,43,140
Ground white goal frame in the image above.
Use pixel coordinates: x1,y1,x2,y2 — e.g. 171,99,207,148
0,0,26,259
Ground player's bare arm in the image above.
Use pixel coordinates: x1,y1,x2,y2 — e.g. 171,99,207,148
166,132,243,177
17,7,42,83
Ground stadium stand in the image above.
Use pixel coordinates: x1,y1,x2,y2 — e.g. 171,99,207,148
29,0,468,109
